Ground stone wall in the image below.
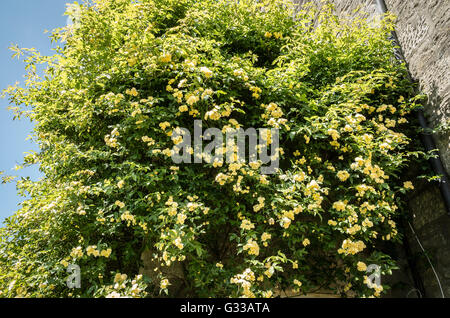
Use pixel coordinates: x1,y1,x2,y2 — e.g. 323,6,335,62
386,0,450,173
293,0,450,298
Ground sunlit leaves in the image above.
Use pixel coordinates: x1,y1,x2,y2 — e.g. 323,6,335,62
0,0,424,298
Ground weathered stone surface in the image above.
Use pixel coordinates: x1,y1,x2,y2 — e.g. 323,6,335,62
385,0,450,173
407,190,450,298
409,185,448,231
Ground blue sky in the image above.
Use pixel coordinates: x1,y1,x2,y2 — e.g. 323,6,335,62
0,0,71,223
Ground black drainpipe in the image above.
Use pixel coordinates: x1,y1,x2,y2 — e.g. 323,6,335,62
375,0,450,216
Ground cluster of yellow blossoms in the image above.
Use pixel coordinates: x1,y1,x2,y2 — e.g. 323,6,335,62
338,239,366,256
261,102,289,129
253,197,265,212
230,268,256,298
86,246,112,258
120,211,136,226
105,274,146,298
264,31,283,39
243,239,260,256
104,128,120,148
241,219,255,231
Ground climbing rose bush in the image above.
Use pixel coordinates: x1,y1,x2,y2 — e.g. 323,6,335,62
0,0,423,298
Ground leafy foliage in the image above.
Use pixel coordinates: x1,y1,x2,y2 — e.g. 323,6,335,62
0,0,423,298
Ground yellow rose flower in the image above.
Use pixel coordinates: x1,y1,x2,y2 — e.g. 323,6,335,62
160,53,172,63
179,105,188,112
337,170,350,182
357,261,367,271
186,95,199,106
403,181,414,190
100,248,112,258
199,66,213,78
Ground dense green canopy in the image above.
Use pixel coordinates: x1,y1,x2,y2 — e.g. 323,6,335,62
0,0,423,298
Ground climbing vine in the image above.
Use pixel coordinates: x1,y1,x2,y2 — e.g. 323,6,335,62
0,0,424,298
